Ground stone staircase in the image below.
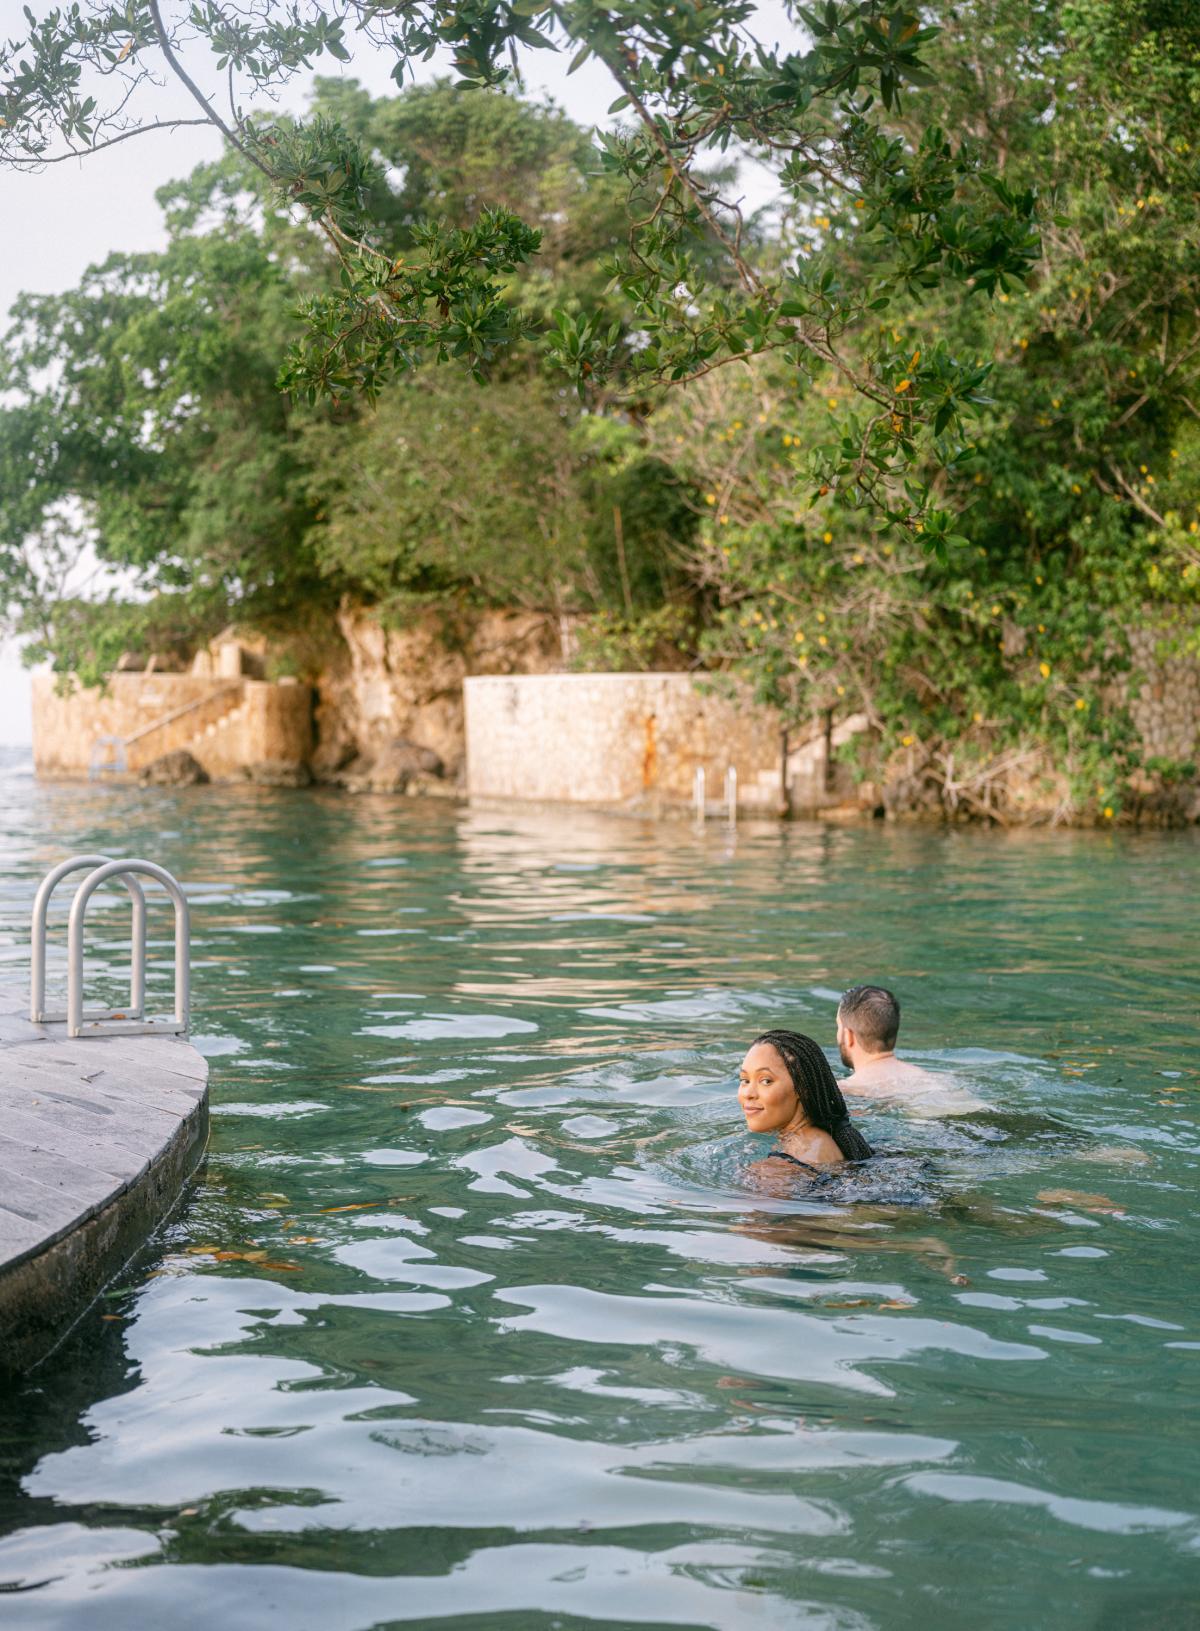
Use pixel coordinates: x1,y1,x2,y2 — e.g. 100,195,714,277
192,694,252,779
124,683,246,775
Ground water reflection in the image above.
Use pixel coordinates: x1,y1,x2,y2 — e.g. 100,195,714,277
0,773,1197,1628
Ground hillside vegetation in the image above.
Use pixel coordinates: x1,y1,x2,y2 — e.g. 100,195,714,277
2,0,1198,816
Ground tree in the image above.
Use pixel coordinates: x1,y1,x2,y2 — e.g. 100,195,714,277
1,0,1039,548
0,79,689,673
644,0,1200,817
303,365,695,630
0,221,331,683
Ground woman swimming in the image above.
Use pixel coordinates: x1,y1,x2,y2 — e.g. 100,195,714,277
738,1029,873,1170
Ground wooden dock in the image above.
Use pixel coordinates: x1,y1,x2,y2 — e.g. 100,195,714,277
0,979,208,1371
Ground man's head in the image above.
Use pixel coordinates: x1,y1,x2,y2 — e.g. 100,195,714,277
837,985,901,1069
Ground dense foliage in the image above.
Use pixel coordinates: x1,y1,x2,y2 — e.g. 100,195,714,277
2,0,1039,536
2,0,1199,815
0,82,696,678
659,0,1200,814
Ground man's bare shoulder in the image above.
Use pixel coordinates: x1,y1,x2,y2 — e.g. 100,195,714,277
842,1056,938,1092
841,1057,989,1115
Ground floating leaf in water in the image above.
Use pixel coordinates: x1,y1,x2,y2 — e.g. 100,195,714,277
1079,1146,1150,1166
1037,1187,1125,1215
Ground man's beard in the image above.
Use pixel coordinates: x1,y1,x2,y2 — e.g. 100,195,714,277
838,1042,853,1069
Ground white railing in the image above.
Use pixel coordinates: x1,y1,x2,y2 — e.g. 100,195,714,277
31,856,190,1038
31,855,147,1024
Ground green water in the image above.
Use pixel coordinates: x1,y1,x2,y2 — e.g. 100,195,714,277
0,769,1198,1629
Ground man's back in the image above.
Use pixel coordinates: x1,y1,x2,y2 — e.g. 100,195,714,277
841,1053,941,1094
836,984,988,1115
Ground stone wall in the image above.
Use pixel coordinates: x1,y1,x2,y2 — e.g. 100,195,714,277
1125,625,1200,764
31,601,1199,819
31,673,312,782
464,673,869,815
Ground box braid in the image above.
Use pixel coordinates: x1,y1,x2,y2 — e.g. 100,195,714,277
752,1029,874,1161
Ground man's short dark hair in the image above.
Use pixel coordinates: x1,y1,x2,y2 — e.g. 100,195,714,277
838,985,900,1053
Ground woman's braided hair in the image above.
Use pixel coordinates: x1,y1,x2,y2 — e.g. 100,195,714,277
752,1029,873,1162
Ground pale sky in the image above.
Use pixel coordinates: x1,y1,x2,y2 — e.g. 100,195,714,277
0,0,796,743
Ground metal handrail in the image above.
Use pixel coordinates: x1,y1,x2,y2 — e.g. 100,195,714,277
31,854,147,1024
67,859,190,1039
122,681,243,748
88,736,128,780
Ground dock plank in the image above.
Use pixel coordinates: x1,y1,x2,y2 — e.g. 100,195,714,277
0,1080,182,1164
42,1032,210,1083
0,1211,47,1262
0,1133,125,1209
0,1105,151,1183
1,1048,205,1113
0,1013,48,1047
0,1068,190,1132
0,982,210,1365
0,1167,95,1234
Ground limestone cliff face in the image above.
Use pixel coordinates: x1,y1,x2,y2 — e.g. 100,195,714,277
276,600,1200,821
311,604,567,780
33,600,1198,822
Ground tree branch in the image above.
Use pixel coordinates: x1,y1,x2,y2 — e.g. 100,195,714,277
8,118,212,167
145,0,274,182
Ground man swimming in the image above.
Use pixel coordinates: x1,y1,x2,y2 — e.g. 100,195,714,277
836,984,985,1113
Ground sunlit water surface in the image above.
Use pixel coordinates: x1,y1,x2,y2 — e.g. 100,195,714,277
0,760,1197,1629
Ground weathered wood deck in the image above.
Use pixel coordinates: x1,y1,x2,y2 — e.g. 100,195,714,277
0,979,208,1371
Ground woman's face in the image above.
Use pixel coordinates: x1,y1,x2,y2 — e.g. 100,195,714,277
738,1042,802,1134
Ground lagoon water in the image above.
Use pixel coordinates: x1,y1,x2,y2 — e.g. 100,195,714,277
0,760,1197,1629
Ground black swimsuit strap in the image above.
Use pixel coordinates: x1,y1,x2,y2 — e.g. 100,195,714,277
770,1149,821,1174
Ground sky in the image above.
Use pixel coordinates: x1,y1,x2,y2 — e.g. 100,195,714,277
0,0,798,743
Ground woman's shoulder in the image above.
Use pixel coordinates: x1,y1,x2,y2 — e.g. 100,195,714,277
808,1128,846,1165
775,1130,844,1167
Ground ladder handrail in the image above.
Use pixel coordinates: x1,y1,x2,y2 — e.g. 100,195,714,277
30,854,147,1023
122,681,243,748
67,860,190,1038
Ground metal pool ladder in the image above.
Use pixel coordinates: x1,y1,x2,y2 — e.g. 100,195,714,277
31,855,191,1038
